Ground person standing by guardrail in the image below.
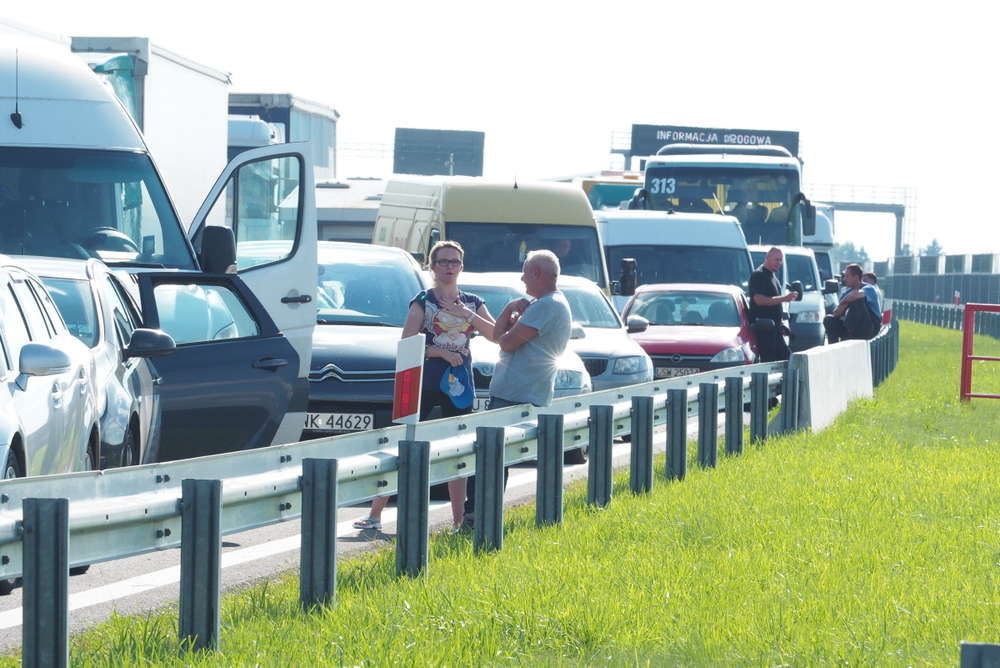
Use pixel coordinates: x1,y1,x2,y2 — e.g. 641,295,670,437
862,272,884,316
824,264,881,343
353,240,495,533
748,247,799,362
463,250,573,525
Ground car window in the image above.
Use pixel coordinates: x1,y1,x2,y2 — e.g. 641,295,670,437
152,283,260,345
315,258,422,326
104,275,140,347
628,291,740,327
561,286,621,328
458,284,526,321
785,254,819,292
1,283,38,370
10,280,53,341
42,278,100,348
33,279,68,336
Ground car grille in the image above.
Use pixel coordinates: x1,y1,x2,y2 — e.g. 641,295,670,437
581,357,608,377
309,362,395,383
651,353,714,370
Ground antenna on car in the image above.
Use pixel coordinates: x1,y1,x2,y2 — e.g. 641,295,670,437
513,173,518,190
10,49,23,129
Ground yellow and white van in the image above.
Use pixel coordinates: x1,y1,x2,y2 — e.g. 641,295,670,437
372,177,609,292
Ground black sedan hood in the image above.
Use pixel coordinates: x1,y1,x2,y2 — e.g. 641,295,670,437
310,324,406,374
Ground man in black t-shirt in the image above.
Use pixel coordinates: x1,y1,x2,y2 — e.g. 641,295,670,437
748,247,799,362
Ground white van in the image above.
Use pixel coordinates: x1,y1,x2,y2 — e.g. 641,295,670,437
596,210,753,312
372,177,609,292
748,245,826,351
1,41,317,445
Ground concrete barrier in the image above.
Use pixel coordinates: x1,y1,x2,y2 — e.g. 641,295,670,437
787,340,874,432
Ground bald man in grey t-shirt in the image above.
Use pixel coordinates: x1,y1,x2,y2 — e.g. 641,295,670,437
488,250,572,408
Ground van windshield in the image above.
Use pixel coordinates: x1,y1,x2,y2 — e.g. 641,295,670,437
0,148,196,269
446,222,605,288
785,254,819,291
606,245,752,290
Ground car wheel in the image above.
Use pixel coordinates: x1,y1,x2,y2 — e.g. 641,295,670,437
120,428,138,468
0,452,22,595
564,446,588,465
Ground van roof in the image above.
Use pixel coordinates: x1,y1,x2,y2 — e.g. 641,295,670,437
644,152,800,170
596,211,748,249
0,43,145,151
382,177,595,226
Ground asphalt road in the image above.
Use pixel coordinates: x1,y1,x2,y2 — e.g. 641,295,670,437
0,420,709,652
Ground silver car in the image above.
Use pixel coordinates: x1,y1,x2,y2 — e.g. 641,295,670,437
26,257,174,468
0,259,100,479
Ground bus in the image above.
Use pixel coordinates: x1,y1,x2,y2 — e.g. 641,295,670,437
633,144,816,247
372,177,610,292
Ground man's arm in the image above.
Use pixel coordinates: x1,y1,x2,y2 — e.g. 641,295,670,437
832,289,864,318
752,292,796,307
498,321,539,353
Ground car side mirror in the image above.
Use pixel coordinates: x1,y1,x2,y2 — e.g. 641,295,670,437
626,314,649,333
627,188,649,210
570,322,586,340
124,328,177,359
19,343,71,377
800,196,817,237
16,343,71,391
610,280,621,296
199,226,237,274
823,279,840,295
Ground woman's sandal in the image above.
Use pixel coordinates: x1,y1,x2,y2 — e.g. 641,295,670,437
352,517,382,530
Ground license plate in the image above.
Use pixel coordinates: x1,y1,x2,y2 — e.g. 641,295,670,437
655,367,699,379
304,412,374,432
472,397,490,412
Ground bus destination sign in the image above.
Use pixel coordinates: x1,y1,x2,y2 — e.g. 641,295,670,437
630,124,800,158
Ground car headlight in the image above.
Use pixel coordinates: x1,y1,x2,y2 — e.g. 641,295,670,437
796,310,822,323
612,355,648,375
710,346,747,364
555,369,586,390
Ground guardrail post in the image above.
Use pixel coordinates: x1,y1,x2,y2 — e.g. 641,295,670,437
300,458,338,609
961,642,1000,666
667,389,687,481
473,426,505,553
179,479,222,652
629,396,654,494
536,414,564,526
781,367,800,432
724,376,744,456
697,383,718,468
587,405,614,507
750,372,769,444
396,440,430,577
22,498,68,668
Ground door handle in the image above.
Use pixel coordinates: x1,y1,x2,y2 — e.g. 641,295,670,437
253,357,289,371
281,294,312,304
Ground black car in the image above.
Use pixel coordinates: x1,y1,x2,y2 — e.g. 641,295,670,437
302,242,424,440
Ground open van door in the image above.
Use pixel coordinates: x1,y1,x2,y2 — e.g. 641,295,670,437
188,143,317,445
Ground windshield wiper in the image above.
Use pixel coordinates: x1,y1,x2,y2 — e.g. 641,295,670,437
316,318,397,327
103,260,167,268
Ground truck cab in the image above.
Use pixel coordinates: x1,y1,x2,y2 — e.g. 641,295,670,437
0,41,317,447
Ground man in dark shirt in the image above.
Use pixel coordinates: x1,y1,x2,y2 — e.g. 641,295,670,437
749,247,799,361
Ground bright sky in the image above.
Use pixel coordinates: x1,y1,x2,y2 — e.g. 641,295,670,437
4,0,998,260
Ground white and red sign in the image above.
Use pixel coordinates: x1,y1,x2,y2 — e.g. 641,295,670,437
392,334,424,424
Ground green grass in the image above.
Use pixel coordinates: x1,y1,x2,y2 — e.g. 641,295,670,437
6,323,1000,666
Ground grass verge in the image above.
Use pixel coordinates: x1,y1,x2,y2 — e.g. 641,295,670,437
4,322,1000,666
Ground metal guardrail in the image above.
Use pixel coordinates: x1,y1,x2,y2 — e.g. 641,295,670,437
1,361,788,664
869,315,901,388
893,299,1000,339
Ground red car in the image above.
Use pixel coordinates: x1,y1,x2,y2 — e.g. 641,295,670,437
623,283,758,379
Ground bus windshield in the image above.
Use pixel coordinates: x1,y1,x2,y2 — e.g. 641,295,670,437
0,148,196,269
606,245,752,291
644,165,799,246
447,222,606,288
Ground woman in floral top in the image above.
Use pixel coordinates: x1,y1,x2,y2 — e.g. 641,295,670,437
353,240,495,532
